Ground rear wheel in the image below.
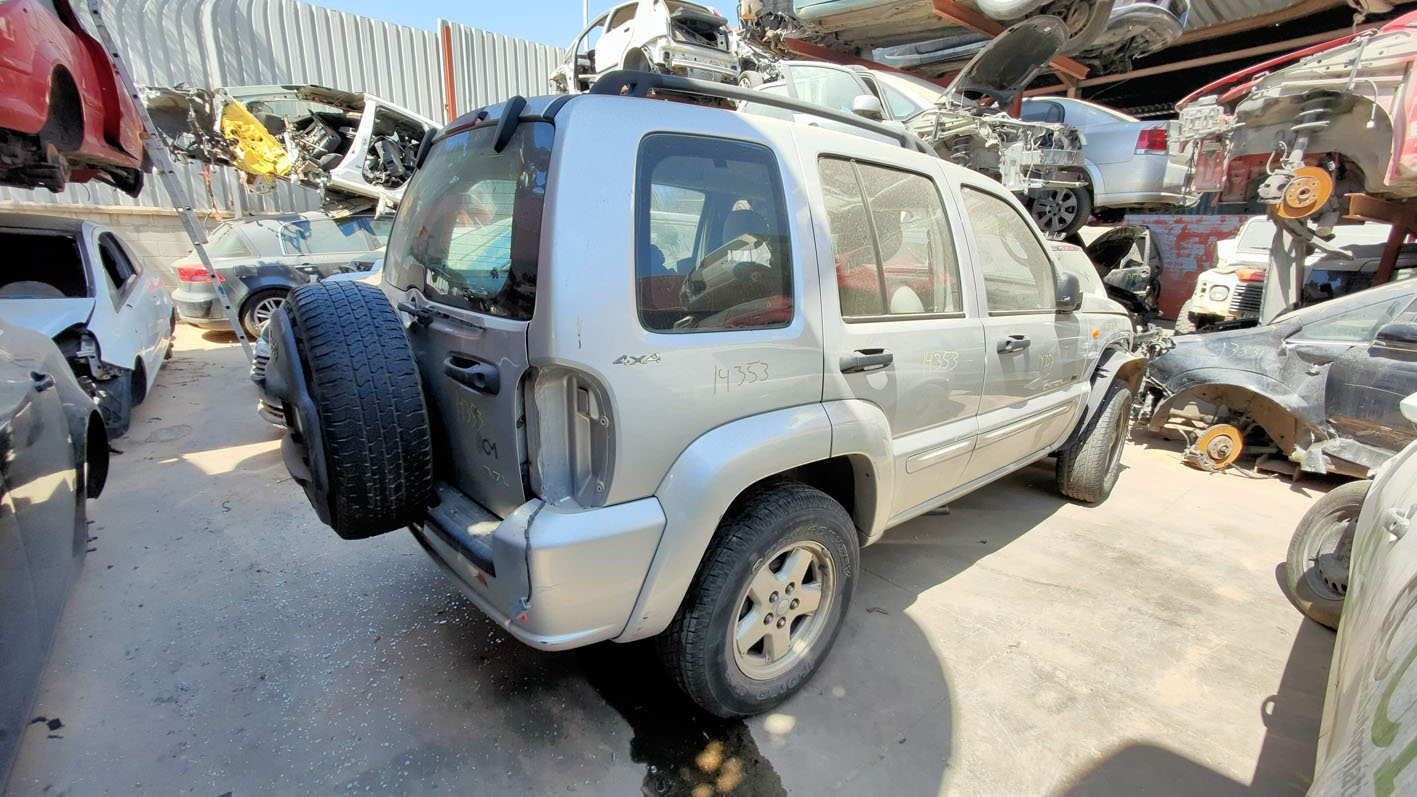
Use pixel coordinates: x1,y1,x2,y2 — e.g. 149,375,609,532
1057,380,1132,503
658,481,858,717
241,289,288,339
1283,480,1370,629
1029,185,1093,236
282,281,432,539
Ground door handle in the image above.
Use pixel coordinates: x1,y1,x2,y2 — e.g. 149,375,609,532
444,355,500,395
840,348,893,374
997,335,1031,354
31,371,55,392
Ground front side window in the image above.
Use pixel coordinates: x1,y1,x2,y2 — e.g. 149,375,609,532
1021,101,1064,124
635,134,793,332
279,218,371,255
962,188,1056,314
818,157,962,319
383,121,553,320
879,81,923,120
97,233,137,305
1291,296,1412,343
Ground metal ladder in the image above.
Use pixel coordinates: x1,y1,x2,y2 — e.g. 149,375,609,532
85,0,253,359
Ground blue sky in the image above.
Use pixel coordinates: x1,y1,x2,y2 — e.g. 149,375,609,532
305,0,741,49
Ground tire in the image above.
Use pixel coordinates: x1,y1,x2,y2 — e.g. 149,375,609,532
1283,480,1370,629
657,480,859,717
130,361,147,405
1173,298,1197,335
94,371,133,440
1057,380,1133,503
284,281,432,539
241,288,288,339
1029,185,1093,236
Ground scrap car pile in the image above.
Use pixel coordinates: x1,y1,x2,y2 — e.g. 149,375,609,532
5,0,1417,792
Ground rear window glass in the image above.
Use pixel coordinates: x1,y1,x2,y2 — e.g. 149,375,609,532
0,231,87,299
635,133,793,333
383,121,552,320
206,224,255,258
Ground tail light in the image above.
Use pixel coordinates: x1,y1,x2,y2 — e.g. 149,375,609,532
1235,267,1266,282
1135,127,1168,154
176,264,221,283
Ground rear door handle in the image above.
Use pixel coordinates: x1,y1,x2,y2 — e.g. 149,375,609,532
997,335,1030,354
840,348,893,374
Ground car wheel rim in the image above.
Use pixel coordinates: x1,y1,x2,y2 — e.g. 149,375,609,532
731,540,836,681
1305,513,1356,600
251,296,285,332
1032,189,1079,234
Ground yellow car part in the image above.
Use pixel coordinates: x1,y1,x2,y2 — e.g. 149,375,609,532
1276,166,1333,220
1184,423,1244,472
219,100,292,177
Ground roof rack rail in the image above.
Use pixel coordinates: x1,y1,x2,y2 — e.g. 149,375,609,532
588,70,934,156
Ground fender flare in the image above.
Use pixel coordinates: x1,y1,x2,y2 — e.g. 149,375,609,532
1065,347,1145,447
615,403,834,641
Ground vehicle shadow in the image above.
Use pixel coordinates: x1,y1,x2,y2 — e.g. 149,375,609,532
1127,424,1344,498
1058,618,1333,796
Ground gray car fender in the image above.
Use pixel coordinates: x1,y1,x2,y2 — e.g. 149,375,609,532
615,403,834,642
1064,347,1145,447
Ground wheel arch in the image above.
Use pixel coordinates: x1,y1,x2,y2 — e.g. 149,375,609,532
1063,346,1145,449
1149,377,1309,455
618,403,885,642
44,65,85,151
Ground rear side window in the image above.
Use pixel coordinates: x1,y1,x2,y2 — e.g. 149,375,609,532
279,218,371,255
961,188,1056,314
818,157,962,319
635,134,793,333
383,121,553,321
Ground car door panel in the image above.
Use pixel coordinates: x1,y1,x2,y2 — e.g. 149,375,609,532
594,2,637,75
1325,306,1417,453
958,186,1083,484
809,154,987,519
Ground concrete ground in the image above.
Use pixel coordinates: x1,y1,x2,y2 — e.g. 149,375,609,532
4,325,1337,796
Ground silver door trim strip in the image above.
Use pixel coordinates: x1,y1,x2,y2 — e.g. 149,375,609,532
905,438,974,474
979,403,1072,444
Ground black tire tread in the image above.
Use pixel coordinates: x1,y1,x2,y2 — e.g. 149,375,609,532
286,281,432,538
1283,479,1371,629
657,480,857,717
1057,380,1132,503
1174,298,1197,335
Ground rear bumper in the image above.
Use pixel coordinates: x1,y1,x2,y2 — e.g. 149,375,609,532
411,482,665,650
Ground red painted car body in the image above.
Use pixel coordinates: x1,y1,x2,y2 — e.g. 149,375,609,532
0,0,145,195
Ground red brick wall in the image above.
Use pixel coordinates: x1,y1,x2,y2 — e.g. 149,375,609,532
1126,214,1252,319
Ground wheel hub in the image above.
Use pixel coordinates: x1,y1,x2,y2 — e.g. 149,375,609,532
731,541,835,681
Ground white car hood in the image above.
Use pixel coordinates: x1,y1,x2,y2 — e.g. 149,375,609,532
0,298,95,338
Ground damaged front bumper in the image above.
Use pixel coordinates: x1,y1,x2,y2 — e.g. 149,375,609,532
411,482,666,650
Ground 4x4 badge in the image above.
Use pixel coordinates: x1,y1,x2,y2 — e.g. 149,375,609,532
613,354,661,365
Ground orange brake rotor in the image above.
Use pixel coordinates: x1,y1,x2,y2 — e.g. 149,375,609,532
1276,166,1334,219
1191,424,1244,471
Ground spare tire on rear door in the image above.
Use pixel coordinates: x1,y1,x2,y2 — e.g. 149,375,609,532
264,281,433,539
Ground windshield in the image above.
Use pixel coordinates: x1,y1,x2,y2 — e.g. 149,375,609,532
1236,219,1276,253
383,121,553,320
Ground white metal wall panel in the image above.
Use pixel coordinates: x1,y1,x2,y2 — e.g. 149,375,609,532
440,21,565,119
3,0,558,215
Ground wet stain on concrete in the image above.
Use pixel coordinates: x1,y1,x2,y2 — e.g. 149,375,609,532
581,642,786,797
142,424,192,444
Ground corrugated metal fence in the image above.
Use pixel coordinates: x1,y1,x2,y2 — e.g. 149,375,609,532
0,0,563,212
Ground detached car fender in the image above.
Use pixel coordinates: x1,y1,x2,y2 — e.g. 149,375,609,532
1149,366,1316,448
616,403,834,642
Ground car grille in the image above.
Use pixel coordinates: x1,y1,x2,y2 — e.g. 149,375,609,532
1228,283,1263,316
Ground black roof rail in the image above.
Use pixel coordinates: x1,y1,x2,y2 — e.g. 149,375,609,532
588,70,934,156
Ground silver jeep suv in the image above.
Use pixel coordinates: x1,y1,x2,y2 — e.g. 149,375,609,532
261,73,1145,717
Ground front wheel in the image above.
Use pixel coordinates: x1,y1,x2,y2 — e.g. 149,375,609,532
657,481,858,717
1173,298,1197,335
1029,185,1093,236
1283,480,1370,629
1056,380,1132,503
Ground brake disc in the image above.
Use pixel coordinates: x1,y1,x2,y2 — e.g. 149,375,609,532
1183,423,1244,472
1276,166,1333,220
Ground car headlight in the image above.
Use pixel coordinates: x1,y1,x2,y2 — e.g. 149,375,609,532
1209,285,1230,302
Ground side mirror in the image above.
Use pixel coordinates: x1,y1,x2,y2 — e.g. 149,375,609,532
1292,344,1339,367
1375,322,1417,351
1056,272,1081,312
850,95,885,121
